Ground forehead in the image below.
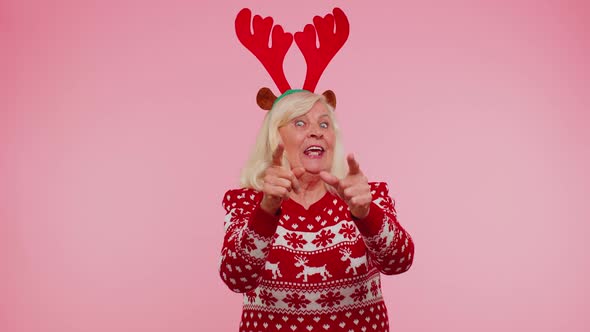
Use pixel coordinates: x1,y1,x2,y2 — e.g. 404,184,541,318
298,101,330,118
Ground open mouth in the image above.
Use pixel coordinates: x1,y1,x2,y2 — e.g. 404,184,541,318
304,145,325,157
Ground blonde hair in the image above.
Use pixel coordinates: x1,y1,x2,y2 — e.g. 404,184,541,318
240,91,347,190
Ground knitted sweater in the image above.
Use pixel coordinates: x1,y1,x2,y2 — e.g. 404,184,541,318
220,182,414,332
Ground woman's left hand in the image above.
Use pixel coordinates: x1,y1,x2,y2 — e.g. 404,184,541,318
320,154,372,219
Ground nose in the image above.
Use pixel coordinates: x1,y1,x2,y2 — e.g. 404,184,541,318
308,124,324,138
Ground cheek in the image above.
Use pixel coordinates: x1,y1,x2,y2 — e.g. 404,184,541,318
279,130,304,157
279,129,294,147
326,132,336,149
285,132,304,147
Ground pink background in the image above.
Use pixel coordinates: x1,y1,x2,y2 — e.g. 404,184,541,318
2,0,589,331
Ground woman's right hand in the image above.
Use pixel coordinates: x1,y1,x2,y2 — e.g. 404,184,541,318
260,144,305,215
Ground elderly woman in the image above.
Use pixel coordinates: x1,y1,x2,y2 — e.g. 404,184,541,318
219,90,414,332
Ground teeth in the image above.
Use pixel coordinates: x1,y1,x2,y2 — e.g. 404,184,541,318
305,146,324,152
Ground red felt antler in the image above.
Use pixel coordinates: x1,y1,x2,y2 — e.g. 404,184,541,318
235,8,293,93
295,8,349,92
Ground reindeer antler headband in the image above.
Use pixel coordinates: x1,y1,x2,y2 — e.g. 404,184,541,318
235,7,350,110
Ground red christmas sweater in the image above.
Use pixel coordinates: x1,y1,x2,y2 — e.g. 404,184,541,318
220,182,414,332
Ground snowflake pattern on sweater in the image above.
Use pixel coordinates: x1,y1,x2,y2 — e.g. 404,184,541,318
220,182,414,332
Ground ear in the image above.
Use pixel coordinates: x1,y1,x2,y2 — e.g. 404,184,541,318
322,90,337,109
257,87,277,111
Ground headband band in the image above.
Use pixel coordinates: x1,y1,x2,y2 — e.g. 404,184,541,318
272,89,309,108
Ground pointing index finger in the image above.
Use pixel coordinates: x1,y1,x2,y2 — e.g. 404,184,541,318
272,144,284,166
347,153,361,175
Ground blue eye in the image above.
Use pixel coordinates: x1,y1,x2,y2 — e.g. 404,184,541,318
295,120,305,127
320,122,329,129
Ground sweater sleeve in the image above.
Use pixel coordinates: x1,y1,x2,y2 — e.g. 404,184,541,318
219,188,280,293
352,182,415,275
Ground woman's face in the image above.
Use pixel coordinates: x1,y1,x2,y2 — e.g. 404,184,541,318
278,101,336,175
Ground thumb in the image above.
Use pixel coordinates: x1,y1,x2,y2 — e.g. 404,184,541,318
319,171,340,188
292,167,306,178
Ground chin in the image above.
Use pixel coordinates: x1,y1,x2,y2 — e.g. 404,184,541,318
300,154,332,175
302,163,331,175
303,168,322,175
